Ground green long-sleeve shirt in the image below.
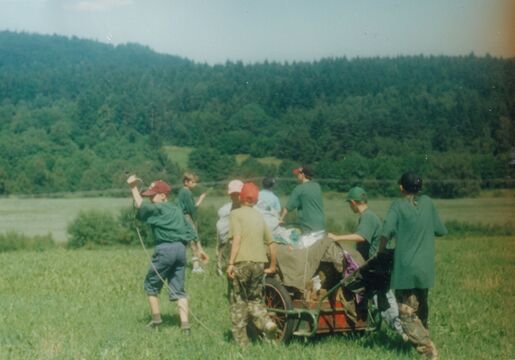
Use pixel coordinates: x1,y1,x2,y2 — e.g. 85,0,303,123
137,201,197,245
382,195,447,289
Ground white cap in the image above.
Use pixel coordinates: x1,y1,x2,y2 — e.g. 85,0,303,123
227,179,244,194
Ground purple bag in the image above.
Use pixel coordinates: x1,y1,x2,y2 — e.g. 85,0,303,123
342,250,363,303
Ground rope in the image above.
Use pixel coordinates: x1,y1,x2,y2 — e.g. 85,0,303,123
135,227,220,337
131,196,222,338
135,228,222,337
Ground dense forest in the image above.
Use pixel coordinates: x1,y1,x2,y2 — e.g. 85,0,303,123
0,31,514,197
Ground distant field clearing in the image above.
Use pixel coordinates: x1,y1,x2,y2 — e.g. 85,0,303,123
0,193,513,243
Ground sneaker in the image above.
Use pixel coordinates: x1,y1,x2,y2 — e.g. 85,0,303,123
263,321,278,340
192,267,205,274
146,319,163,328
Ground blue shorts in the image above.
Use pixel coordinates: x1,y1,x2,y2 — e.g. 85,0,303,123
143,242,187,301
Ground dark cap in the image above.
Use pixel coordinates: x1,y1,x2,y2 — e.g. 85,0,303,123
141,180,171,197
346,186,368,203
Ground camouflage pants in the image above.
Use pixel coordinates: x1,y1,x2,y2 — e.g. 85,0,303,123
216,240,231,276
229,262,273,346
396,289,438,359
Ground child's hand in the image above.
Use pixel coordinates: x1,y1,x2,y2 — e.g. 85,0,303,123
127,175,138,187
327,233,337,241
226,264,235,279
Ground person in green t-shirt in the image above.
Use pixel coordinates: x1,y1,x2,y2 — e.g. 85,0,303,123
280,165,325,233
328,186,382,260
176,172,209,273
127,174,198,335
329,186,405,340
227,182,278,346
378,172,447,360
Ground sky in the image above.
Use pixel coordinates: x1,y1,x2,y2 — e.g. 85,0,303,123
1,0,514,64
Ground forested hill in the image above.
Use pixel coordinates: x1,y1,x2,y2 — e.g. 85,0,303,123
0,31,514,197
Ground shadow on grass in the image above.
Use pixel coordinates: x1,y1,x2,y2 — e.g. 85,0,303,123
287,329,414,357
138,314,181,329
346,330,413,357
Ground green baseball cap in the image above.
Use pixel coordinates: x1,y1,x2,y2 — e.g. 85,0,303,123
346,186,367,203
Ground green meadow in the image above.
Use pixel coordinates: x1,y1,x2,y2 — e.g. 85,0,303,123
0,193,514,359
1,192,513,242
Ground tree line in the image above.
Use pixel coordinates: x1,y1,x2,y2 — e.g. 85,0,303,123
0,31,513,197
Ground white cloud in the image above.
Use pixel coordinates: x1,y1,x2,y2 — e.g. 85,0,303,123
73,0,132,12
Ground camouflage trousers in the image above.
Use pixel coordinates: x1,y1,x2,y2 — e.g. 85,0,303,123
216,240,231,276
229,262,273,346
396,289,438,360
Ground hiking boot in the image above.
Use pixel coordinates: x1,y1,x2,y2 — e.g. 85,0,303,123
181,322,191,336
263,321,278,340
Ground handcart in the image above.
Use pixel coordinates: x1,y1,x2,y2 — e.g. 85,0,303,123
259,237,381,342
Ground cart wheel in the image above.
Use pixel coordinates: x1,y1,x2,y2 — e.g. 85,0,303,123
263,276,296,343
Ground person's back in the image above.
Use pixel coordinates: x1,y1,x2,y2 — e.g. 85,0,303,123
176,187,197,220
379,172,446,360
127,176,195,334
356,208,382,259
138,201,196,245
384,194,447,289
229,206,270,264
257,189,281,213
286,180,325,232
226,182,277,346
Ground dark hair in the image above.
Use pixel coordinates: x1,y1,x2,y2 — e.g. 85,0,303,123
399,172,423,194
301,165,313,179
262,176,276,189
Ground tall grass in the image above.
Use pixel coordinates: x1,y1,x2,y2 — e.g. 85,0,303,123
0,231,56,252
0,236,513,359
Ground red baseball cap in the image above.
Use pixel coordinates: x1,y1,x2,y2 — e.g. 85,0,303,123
239,182,260,204
141,180,171,197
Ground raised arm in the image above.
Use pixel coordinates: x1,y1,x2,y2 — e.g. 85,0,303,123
196,192,207,207
127,175,143,208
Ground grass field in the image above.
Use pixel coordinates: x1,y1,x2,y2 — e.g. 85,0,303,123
1,192,513,243
0,193,514,359
0,235,513,359
162,145,194,169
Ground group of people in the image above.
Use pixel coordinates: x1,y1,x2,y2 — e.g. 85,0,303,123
126,165,447,359
328,172,447,360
